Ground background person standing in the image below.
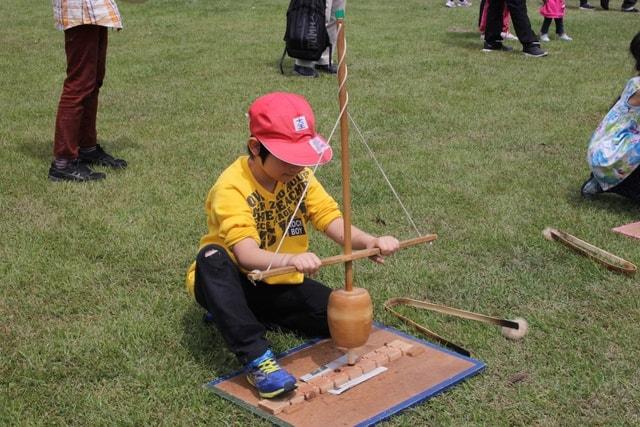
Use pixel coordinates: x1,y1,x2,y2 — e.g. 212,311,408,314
49,0,127,182
293,0,345,78
482,0,548,57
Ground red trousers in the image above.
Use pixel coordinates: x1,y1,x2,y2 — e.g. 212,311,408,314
54,25,108,159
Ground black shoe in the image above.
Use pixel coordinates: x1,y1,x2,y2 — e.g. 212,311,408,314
482,41,513,52
622,6,639,11
580,174,603,199
79,144,127,169
293,64,319,78
579,2,595,8
523,42,548,57
315,63,337,74
48,159,106,182
600,0,609,9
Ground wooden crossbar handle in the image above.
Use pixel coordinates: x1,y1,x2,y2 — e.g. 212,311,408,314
246,234,437,281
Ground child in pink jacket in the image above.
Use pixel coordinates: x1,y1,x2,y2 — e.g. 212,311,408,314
539,0,572,42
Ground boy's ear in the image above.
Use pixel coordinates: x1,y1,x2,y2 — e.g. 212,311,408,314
247,137,260,156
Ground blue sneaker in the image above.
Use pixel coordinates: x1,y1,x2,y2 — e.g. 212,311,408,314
202,312,215,323
246,350,296,398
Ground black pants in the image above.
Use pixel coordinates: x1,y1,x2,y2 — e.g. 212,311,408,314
606,165,640,201
541,18,564,35
602,0,637,8
194,244,332,365
485,0,537,45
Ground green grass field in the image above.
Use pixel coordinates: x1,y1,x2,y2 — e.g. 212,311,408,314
2,0,640,424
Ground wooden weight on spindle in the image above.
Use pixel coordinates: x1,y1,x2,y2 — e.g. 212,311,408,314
327,287,373,361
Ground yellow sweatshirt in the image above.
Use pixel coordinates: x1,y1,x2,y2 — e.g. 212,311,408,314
185,156,341,297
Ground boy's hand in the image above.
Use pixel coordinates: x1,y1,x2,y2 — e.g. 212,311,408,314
288,252,322,275
366,236,400,264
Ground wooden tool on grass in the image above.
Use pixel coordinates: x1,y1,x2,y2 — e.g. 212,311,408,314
384,298,528,357
542,227,636,275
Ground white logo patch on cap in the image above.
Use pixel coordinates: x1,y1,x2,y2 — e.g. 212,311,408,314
309,137,329,154
293,115,309,132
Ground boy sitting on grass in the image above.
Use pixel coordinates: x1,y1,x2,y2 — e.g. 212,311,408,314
185,92,399,399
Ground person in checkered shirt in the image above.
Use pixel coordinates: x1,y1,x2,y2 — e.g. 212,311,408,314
49,0,128,182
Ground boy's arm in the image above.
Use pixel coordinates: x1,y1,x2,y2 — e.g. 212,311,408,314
232,238,323,276
324,218,400,264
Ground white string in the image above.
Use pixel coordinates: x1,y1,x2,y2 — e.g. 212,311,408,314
348,113,422,237
264,153,324,273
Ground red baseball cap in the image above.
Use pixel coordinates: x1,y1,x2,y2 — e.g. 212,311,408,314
248,92,333,167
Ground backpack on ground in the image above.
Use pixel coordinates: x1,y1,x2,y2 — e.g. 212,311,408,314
279,0,331,74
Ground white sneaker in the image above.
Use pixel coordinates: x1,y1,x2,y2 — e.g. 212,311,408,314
501,31,518,40
540,33,550,42
559,33,573,41
445,0,456,7
457,0,472,6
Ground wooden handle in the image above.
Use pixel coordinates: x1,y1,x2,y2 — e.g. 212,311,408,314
383,297,523,357
336,17,353,291
543,227,636,275
384,297,519,329
246,234,437,281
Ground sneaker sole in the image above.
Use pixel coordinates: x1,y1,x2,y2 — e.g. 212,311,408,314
48,174,106,182
80,159,128,169
258,383,296,399
482,48,513,52
246,375,296,399
523,52,548,58
293,72,319,78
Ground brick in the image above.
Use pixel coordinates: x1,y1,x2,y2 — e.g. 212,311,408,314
289,391,305,406
308,376,333,394
406,345,425,357
375,346,393,356
360,350,379,360
386,346,402,362
370,351,390,367
330,370,350,387
283,402,304,414
386,339,414,355
258,398,291,415
356,358,377,374
342,365,364,380
297,382,319,401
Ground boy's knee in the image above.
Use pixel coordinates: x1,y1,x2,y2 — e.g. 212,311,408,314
195,245,236,293
196,244,231,266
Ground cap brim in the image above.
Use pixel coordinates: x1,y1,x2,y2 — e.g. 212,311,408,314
261,135,333,167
